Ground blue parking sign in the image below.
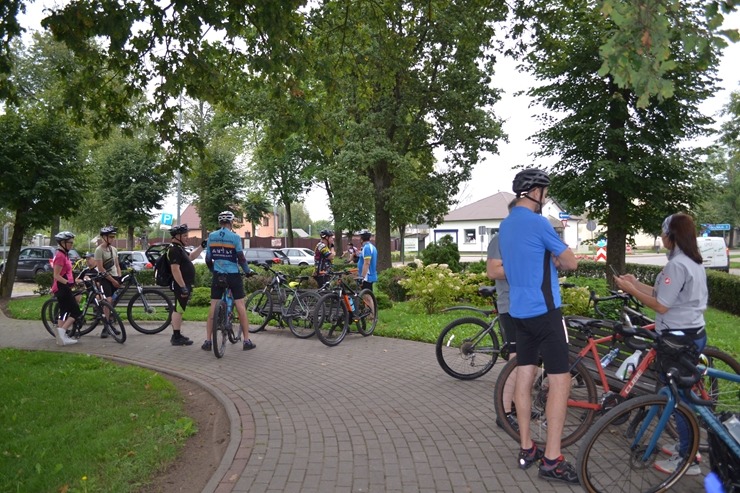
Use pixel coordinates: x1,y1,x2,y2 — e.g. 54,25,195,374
160,213,173,226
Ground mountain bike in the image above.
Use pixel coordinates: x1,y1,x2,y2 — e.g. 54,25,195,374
41,268,172,334
244,263,321,338
493,291,740,447
435,286,509,380
312,270,377,347
41,272,126,343
576,325,740,493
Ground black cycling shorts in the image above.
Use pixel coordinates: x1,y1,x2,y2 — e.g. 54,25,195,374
210,273,245,300
56,283,82,321
512,308,569,374
499,312,516,355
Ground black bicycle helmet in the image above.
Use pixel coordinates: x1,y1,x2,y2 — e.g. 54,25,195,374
54,231,76,243
100,226,117,236
320,229,334,238
170,224,189,236
512,168,551,196
218,210,235,223
359,229,372,240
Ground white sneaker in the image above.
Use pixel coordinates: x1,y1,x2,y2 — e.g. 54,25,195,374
654,453,701,476
53,327,62,346
660,443,701,462
57,327,78,346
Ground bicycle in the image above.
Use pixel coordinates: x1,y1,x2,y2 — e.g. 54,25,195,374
41,267,172,335
492,290,740,447
212,272,250,358
576,325,740,493
244,263,321,339
41,272,126,343
312,270,378,347
435,286,509,380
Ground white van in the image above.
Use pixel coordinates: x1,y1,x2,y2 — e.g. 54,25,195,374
696,236,729,272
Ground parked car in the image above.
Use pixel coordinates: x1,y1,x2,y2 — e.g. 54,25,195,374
697,236,730,272
193,251,207,265
278,247,315,266
118,250,153,271
243,248,289,265
0,246,80,281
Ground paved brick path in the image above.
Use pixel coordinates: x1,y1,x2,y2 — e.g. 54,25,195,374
0,310,704,493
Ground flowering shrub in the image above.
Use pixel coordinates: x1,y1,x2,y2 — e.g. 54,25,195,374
398,260,466,314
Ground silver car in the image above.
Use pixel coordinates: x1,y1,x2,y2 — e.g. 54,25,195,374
278,248,315,266
118,250,152,271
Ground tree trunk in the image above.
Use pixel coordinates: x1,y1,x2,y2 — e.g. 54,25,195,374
0,211,27,300
399,224,406,264
285,202,294,248
127,225,135,250
372,163,393,272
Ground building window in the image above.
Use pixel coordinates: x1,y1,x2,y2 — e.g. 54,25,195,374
464,229,476,243
263,217,270,227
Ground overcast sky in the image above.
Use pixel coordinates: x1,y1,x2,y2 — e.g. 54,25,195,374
19,5,740,223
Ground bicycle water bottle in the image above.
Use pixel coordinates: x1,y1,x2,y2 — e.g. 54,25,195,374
615,350,642,381
111,291,119,302
348,296,356,314
600,348,619,368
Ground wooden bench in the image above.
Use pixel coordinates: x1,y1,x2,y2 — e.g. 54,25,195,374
565,316,659,396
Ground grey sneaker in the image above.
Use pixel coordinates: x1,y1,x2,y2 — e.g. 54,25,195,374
538,457,579,483
201,340,212,351
518,443,544,470
243,339,256,350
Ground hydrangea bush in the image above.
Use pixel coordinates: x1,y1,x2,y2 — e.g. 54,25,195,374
398,260,466,314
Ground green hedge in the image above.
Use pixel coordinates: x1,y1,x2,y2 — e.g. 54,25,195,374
566,260,740,317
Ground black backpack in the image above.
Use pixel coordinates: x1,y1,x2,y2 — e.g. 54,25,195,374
146,245,173,287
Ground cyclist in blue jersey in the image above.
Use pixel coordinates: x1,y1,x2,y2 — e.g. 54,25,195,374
499,168,578,484
356,230,377,291
203,210,256,351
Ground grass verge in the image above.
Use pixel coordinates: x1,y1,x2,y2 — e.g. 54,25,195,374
0,349,195,493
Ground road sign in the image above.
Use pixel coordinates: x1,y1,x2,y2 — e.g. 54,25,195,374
558,212,570,220
160,213,173,226
704,223,731,231
478,225,487,235
586,220,597,231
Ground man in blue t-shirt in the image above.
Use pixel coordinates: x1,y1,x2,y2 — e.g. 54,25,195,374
356,230,378,291
499,169,578,484
203,210,255,352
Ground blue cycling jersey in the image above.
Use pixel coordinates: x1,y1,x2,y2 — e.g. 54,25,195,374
206,228,248,274
499,206,567,318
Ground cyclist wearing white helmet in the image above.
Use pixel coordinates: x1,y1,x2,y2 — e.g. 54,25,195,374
94,225,122,339
51,231,80,346
313,229,335,288
202,211,256,351
499,168,579,483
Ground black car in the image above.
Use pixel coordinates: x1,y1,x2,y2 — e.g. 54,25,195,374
0,246,81,281
243,248,289,265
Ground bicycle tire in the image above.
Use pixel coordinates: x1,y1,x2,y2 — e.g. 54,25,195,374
41,297,59,337
126,289,173,334
98,301,126,343
287,290,320,339
246,290,272,333
355,289,377,336
576,393,701,493
701,346,740,413
76,298,100,336
314,292,348,347
493,352,597,447
227,305,241,344
436,316,498,380
213,301,228,358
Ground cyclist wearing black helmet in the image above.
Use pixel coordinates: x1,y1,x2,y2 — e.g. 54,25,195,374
357,230,377,291
95,226,122,338
51,231,80,346
167,224,205,346
499,168,579,483
313,229,335,288
202,211,256,351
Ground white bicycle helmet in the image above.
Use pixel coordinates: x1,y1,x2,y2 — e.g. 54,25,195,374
218,210,235,223
100,226,117,236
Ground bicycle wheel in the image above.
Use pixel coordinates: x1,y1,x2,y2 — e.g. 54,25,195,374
493,353,597,447
576,393,701,493
314,292,348,347
701,346,740,413
287,291,320,339
127,289,173,334
42,297,59,337
245,290,272,333
227,306,242,344
98,301,126,343
436,317,499,380
354,289,377,337
76,298,100,336
213,301,228,358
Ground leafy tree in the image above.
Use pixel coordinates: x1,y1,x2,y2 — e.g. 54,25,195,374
242,192,272,238
306,0,507,271
420,235,461,273
509,0,721,276
0,111,85,299
91,134,171,248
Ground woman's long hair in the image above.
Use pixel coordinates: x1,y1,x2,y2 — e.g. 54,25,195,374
666,213,702,265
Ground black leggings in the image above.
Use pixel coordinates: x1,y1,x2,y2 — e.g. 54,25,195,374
56,283,82,321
